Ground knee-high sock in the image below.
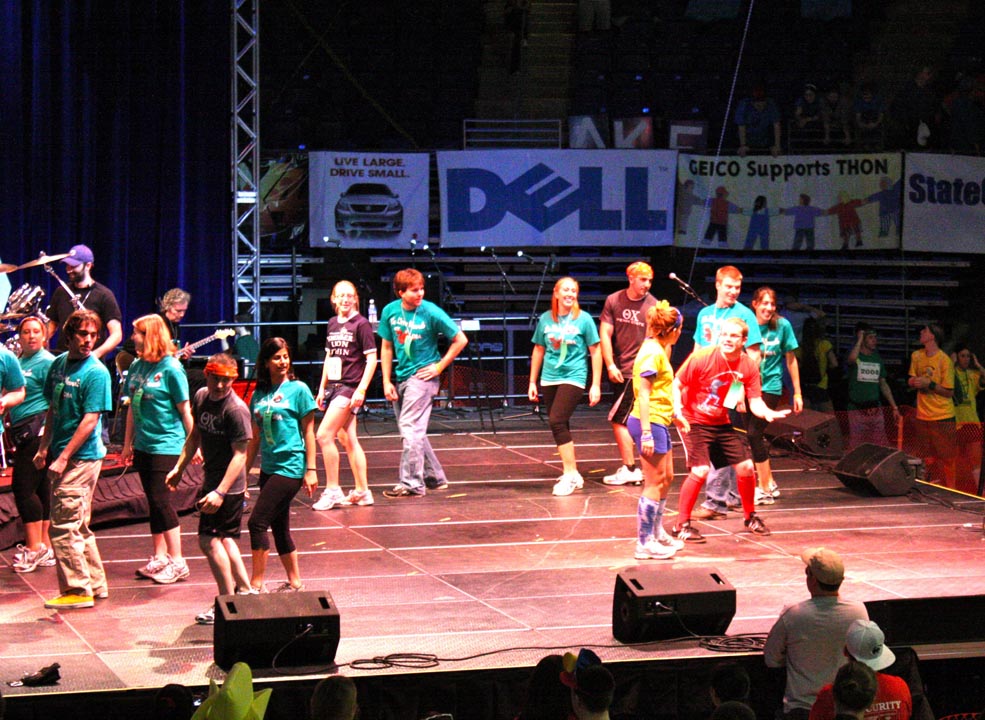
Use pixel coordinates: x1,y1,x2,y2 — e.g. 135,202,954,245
677,473,704,523
637,496,659,545
737,469,756,519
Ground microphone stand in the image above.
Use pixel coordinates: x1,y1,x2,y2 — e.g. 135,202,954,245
520,251,554,329
44,264,86,310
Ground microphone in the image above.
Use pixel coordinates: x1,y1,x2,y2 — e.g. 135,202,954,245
548,253,557,273
480,245,498,258
669,272,707,306
321,236,342,247
517,250,536,264
409,234,418,254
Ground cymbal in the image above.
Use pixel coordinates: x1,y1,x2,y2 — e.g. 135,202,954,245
0,263,17,274
17,252,70,269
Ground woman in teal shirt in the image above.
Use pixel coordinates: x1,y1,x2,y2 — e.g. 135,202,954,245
528,277,602,497
246,337,317,592
123,314,193,585
748,287,802,505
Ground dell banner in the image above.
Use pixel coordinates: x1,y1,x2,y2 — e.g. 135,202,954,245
675,153,902,251
903,153,985,254
309,151,430,249
437,150,677,248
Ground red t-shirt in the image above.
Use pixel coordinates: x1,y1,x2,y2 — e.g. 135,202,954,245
676,346,761,426
810,673,912,720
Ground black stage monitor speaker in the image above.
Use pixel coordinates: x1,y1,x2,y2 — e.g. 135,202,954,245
765,408,844,457
214,590,340,671
834,443,916,496
612,566,735,643
865,595,985,645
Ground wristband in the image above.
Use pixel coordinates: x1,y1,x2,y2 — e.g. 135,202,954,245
793,393,802,398
307,467,317,472
641,432,653,441
214,490,226,498
607,363,618,372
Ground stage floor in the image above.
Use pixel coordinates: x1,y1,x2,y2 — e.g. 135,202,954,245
2,407,984,701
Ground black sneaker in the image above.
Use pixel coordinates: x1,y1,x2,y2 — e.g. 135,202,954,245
744,513,771,536
671,522,706,544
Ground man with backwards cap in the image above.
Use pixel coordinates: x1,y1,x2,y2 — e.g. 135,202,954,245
809,620,912,720
45,244,123,360
763,548,869,720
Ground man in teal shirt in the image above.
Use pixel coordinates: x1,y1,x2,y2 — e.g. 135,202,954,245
35,309,113,609
378,268,468,497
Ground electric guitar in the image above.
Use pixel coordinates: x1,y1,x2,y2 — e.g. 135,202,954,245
116,328,236,371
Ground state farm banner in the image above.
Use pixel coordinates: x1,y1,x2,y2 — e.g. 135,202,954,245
675,153,902,251
903,153,985,254
309,151,429,249
437,150,677,248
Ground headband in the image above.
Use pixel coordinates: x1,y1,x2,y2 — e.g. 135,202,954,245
205,362,239,379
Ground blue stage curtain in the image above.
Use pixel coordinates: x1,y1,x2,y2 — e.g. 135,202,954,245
0,0,230,330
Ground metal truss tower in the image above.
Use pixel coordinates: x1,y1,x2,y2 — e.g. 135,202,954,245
231,0,260,326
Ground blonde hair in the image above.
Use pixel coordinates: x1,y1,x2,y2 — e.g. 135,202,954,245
626,261,653,279
551,277,581,322
133,314,175,362
331,280,360,313
646,300,682,338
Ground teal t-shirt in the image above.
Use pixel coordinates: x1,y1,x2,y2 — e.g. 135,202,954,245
250,379,316,478
0,346,27,433
126,355,190,454
378,299,460,382
43,353,112,460
531,310,600,387
758,317,799,394
694,301,763,349
8,349,54,425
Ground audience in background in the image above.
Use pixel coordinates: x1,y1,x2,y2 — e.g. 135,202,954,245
736,85,782,156
822,84,854,146
854,82,886,150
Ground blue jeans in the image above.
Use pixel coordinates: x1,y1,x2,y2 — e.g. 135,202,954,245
701,464,739,512
394,376,447,493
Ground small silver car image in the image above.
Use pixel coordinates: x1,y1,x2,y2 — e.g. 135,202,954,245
335,183,404,235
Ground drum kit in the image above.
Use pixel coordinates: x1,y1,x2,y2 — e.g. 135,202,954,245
1,252,71,356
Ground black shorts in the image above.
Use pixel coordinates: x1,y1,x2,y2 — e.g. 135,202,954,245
681,424,751,469
198,492,246,539
607,379,635,425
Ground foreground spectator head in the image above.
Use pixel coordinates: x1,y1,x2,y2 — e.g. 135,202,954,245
519,655,571,720
153,684,195,720
801,546,845,592
310,675,357,720
846,620,896,671
710,663,751,705
710,701,756,720
560,649,615,718
833,661,878,717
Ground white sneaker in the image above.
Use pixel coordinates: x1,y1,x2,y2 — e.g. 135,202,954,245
755,487,775,505
602,466,643,485
312,486,347,510
13,544,55,573
768,480,780,498
341,489,375,506
656,526,686,551
552,471,584,496
195,605,216,625
635,539,678,560
135,555,171,579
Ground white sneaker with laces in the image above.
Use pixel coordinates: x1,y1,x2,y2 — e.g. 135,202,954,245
312,486,347,510
341,489,375,506
150,558,190,585
755,487,775,505
768,480,780,497
635,539,678,560
136,555,171,579
196,605,216,625
656,526,686,551
552,471,584,496
602,465,643,485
